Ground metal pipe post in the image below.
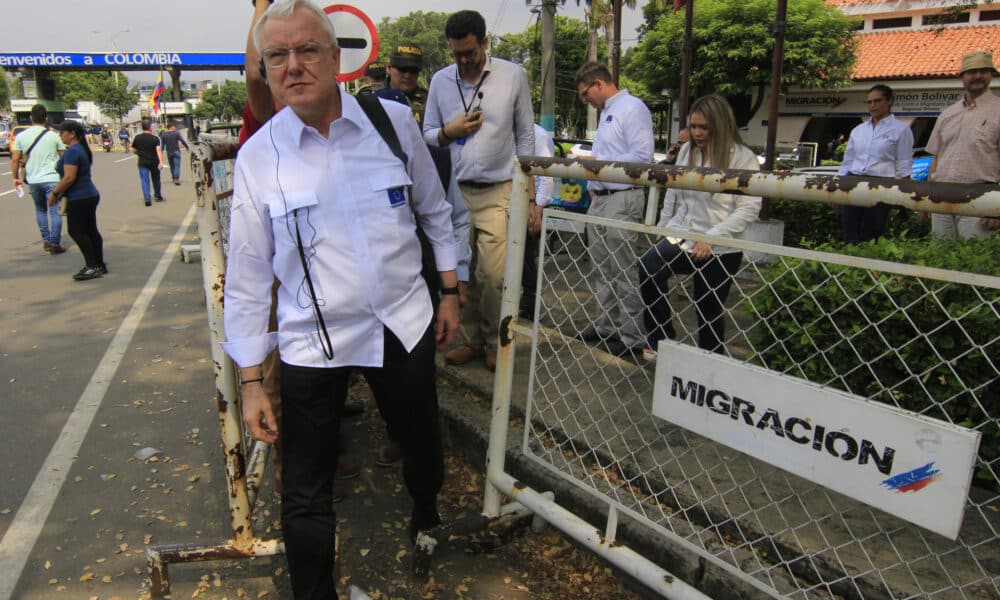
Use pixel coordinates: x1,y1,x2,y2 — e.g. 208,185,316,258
482,169,533,517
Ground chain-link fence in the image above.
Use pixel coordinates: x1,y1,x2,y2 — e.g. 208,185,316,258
489,159,1000,599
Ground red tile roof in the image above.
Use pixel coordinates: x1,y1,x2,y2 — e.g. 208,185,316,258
827,0,897,5
852,26,1000,79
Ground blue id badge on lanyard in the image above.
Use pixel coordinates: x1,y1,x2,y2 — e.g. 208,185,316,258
387,187,406,207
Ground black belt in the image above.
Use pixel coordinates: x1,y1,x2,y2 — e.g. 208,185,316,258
590,186,642,196
458,180,507,188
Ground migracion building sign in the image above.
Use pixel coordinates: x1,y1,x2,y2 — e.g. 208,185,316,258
650,342,980,540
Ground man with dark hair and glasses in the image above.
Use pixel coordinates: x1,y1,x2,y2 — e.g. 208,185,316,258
574,61,654,359
223,1,460,596
387,43,429,126
423,9,534,372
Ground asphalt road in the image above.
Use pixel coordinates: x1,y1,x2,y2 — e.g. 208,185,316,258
0,146,645,600
0,148,220,599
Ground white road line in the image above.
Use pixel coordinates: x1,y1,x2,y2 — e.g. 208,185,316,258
0,171,12,176
0,202,198,600
115,155,136,163
0,189,17,197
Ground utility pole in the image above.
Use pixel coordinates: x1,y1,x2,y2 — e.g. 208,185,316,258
540,0,557,132
760,0,788,221
678,0,694,130
611,0,623,85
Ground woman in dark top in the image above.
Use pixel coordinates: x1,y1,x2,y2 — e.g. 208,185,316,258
48,121,105,281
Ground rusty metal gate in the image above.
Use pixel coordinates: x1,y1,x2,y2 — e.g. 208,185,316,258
483,157,1000,599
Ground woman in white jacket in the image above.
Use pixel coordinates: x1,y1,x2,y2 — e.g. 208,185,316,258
638,94,761,357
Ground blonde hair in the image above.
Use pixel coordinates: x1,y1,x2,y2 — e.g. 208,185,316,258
687,94,744,170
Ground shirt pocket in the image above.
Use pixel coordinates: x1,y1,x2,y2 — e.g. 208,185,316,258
368,168,414,225
269,191,327,248
975,118,1000,150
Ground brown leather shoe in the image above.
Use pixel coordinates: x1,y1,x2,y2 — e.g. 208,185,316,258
49,245,67,255
444,344,484,366
376,441,402,467
485,347,497,372
335,458,360,480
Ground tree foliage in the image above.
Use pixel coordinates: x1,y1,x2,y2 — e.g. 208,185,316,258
0,71,10,110
52,71,129,107
193,80,247,121
375,11,452,87
628,0,857,106
94,75,138,122
492,16,605,137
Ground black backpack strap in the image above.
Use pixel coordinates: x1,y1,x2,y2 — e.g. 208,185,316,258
356,94,441,299
426,144,451,192
356,93,409,169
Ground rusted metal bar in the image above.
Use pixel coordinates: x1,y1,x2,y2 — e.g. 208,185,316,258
518,156,1000,217
146,537,284,597
146,142,285,597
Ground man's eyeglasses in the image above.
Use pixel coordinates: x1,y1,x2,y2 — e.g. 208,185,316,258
578,81,598,102
865,97,886,105
393,66,420,75
261,42,332,69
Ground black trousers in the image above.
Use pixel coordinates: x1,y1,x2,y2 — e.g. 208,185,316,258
66,196,104,269
841,204,891,244
638,239,742,353
279,324,443,599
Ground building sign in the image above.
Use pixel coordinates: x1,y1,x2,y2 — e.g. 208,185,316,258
781,88,963,117
650,342,980,540
0,53,245,69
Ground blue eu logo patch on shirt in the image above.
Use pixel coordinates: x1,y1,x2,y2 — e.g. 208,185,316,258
387,187,406,207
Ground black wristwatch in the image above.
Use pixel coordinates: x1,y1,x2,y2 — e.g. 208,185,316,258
440,286,460,296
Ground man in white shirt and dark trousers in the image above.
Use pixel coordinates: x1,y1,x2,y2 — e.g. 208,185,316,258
574,62,654,358
221,2,459,597
423,9,534,372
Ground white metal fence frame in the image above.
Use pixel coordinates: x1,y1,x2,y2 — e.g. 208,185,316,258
483,156,1000,599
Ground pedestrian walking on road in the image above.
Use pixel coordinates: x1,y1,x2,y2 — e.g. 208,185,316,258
160,121,190,186
131,119,164,206
48,121,105,281
223,1,460,596
10,104,67,254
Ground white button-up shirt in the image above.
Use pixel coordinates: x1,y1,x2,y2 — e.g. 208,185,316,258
658,143,762,253
838,114,913,178
423,56,535,183
222,94,457,369
589,89,654,193
533,124,555,206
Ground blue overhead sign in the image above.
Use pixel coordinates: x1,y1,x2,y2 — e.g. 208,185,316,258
0,52,245,69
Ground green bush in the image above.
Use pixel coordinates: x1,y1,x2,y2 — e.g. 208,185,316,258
745,235,1000,491
770,200,930,248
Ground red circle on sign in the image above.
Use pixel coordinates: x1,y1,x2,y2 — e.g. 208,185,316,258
324,4,380,83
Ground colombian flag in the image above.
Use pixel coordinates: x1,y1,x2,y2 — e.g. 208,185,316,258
150,71,164,114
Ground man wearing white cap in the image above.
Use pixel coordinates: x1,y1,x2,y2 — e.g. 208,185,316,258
926,49,1000,238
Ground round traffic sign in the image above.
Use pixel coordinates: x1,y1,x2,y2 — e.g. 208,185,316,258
324,4,379,83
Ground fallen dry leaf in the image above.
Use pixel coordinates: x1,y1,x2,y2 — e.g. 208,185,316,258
80,572,94,582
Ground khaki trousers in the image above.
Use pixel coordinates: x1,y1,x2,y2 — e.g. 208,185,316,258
457,181,512,350
586,188,646,348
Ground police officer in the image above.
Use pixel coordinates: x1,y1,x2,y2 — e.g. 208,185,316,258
356,62,387,96
387,42,428,125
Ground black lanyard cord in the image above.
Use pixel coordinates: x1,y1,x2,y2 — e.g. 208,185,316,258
455,69,490,115
293,209,335,360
